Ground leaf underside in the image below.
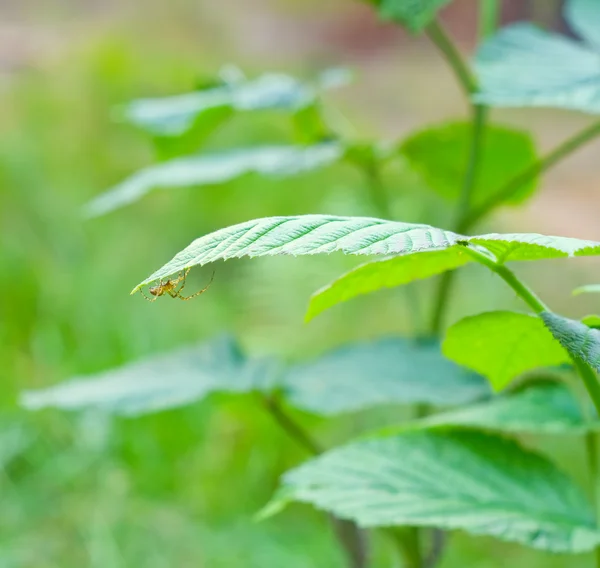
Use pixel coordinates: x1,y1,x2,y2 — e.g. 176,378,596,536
264,429,600,553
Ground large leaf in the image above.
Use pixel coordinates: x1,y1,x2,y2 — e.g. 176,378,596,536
400,122,538,206
21,336,275,416
84,144,343,218
282,337,490,415
366,0,453,32
262,430,600,553
132,215,600,293
542,312,600,372
120,70,349,136
442,311,570,391
21,336,487,418
474,21,600,114
306,249,469,321
379,382,599,435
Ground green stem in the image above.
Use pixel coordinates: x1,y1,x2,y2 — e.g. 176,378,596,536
459,120,600,233
586,431,600,568
479,0,500,39
461,245,600,418
426,20,478,96
261,395,368,568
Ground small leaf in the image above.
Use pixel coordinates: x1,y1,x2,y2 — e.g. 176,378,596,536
379,382,598,435
84,144,344,218
133,215,600,294
443,311,570,391
582,315,600,329
474,22,600,114
306,249,469,321
574,284,600,296
120,71,349,136
264,430,600,553
282,337,490,415
366,0,453,32
21,336,277,416
564,0,600,51
542,312,600,372
400,122,538,207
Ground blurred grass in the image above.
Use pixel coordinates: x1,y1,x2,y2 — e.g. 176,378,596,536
1,9,600,568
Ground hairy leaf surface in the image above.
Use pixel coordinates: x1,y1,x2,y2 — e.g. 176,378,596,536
84,144,343,218
134,215,600,293
542,313,600,372
262,430,600,552
401,122,538,206
443,311,570,391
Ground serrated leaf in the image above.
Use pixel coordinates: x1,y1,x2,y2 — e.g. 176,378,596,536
21,336,277,416
84,144,343,218
306,249,469,321
400,122,538,206
443,311,570,391
120,71,349,137
264,430,600,552
282,337,490,415
133,215,600,294
574,284,600,296
379,382,598,435
474,22,600,114
367,0,453,32
565,0,600,51
542,312,600,372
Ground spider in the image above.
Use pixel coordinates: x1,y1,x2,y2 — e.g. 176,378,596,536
140,268,214,302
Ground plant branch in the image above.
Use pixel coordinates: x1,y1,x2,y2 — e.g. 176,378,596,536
261,395,368,568
426,20,478,96
479,0,500,40
459,120,600,233
586,431,600,568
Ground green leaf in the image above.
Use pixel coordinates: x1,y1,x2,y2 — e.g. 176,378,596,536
474,22,600,114
542,312,600,372
582,315,600,329
379,382,598,435
400,122,538,206
132,215,600,294
120,70,350,137
263,430,600,552
574,284,600,296
84,144,343,218
21,336,276,416
282,338,490,415
306,249,469,321
565,0,600,51
443,311,570,391
366,0,453,32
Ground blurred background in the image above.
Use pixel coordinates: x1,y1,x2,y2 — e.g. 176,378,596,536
2,0,600,566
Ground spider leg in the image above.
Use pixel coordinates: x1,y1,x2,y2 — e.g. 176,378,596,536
175,271,215,300
139,288,158,302
174,267,192,294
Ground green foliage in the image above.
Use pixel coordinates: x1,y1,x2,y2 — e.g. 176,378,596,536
120,70,349,136
542,313,600,372
282,338,489,414
306,249,469,321
22,336,489,417
400,122,538,206
365,0,453,32
442,311,570,391
475,0,600,113
133,215,600,293
262,430,600,553
84,144,344,218
378,382,599,435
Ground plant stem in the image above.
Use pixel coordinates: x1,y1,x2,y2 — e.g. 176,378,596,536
459,120,600,233
479,0,500,39
426,20,478,97
586,431,600,568
261,395,368,568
